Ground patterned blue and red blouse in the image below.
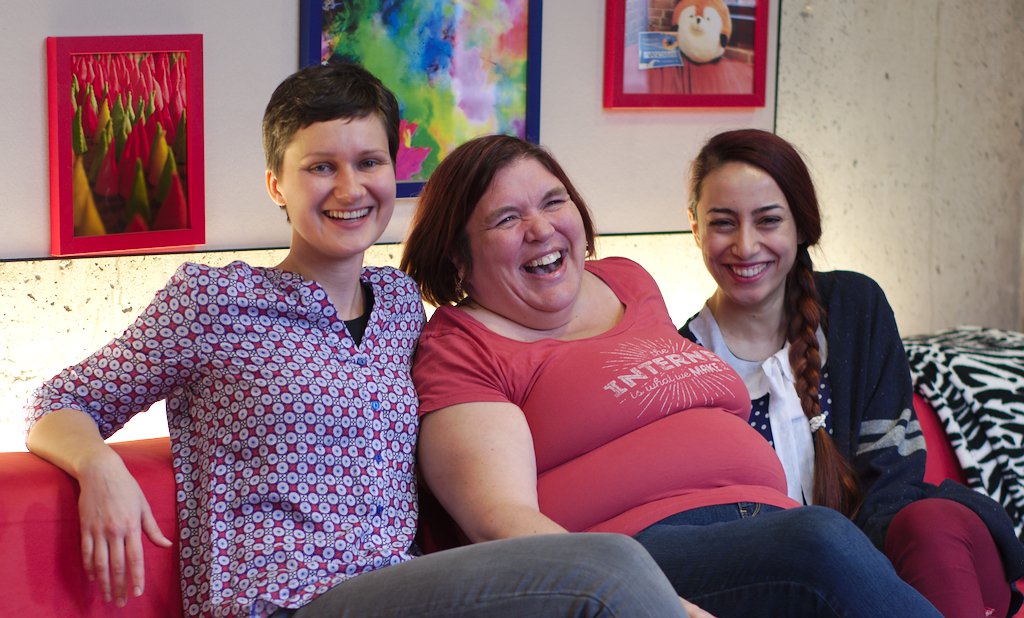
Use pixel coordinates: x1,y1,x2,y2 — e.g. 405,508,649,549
26,261,425,617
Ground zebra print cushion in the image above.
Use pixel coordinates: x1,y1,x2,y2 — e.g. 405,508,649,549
903,326,1024,541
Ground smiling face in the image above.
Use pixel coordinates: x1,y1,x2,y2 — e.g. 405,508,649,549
266,115,395,274
462,157,588,330
691,161,799,315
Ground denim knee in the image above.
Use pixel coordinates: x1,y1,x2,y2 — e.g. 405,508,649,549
551,533,688,617
781,506,887,571
791,506,866,546
568,533,660,573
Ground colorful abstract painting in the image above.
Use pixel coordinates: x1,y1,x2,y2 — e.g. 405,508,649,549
301,0,541,197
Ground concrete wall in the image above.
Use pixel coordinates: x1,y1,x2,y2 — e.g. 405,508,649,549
774,0,1024,340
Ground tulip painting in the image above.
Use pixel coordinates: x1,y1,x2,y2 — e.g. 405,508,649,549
48,35,204,256
71,50,188,236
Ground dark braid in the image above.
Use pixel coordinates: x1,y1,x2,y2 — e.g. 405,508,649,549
786,246,863,518
692,129,866,518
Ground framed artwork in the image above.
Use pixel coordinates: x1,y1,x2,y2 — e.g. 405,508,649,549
300,0,542,198
603,0,769,108
46,34,204,256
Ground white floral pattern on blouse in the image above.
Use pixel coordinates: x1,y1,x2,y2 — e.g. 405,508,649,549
27,262,425,617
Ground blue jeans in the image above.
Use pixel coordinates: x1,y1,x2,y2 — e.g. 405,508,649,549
634,503,942,617
275,533,687,617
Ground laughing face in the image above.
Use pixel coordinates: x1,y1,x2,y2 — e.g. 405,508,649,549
690,161,799,314
266,115,395,274
462,157,588,329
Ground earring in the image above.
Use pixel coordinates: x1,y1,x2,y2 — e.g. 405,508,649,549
455,275,465,299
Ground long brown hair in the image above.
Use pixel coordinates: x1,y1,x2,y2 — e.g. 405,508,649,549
689,129,863,518
401,134,596,307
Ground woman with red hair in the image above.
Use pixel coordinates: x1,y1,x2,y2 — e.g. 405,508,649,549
681,128,1024,617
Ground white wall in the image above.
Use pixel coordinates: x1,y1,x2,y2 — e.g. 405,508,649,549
3,0,777,258
1,0,1022,451
1,2,301,257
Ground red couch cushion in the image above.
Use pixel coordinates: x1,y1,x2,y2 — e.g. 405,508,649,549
914,393,967,485
0,438,181,616
1,425,1015,616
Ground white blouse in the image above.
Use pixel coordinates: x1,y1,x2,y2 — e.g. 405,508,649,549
688,305,828,504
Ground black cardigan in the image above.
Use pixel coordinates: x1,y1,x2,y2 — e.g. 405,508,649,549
681,270,1024,607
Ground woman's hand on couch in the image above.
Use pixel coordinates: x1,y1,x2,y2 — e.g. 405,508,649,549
27,409,173,607
76,446,173,606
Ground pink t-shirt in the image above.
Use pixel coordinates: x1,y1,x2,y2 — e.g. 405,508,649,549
414,257,796,536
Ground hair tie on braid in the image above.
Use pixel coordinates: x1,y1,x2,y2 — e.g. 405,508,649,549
809,412,827,433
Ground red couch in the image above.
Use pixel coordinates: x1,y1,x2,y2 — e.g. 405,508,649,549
0,398,1013,616
0,439,181,616
916,393,968,486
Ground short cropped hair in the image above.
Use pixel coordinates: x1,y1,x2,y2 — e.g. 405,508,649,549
261,61,400,176
401,134,596,307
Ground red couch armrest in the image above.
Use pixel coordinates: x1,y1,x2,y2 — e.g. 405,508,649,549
0,438,181,616
914,393,967,486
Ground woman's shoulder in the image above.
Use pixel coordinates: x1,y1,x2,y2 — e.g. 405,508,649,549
363,267,424,323
421,304,475,339
160,262,338,314
679,304,712,345
172,260,265,281
161,260,245,292
167,260,282,294
363,265,419,294
585,256,650,278
814,269,880,289
814,270,886,302
586,256,660,295
815,271,898,345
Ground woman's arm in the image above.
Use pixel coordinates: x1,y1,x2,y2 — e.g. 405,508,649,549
418,402,567,542
419,402,717,618
821,272,927,546
27,408,172,608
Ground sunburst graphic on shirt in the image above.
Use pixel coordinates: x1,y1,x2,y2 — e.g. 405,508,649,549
600,337,736,418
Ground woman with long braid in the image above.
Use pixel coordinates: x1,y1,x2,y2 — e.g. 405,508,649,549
680,128,1024,617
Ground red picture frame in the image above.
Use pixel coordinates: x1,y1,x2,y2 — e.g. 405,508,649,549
47,34,204,256
603,0,768,108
